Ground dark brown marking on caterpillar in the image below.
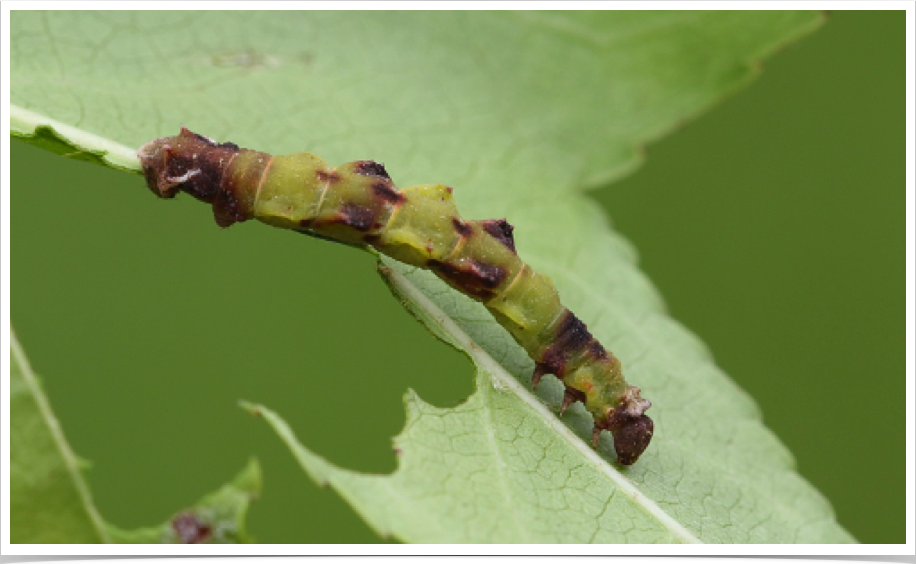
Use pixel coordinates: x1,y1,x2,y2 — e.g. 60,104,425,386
171,512,211,544
187,130,211,144
481,219,516,253
371,181,405,205
335,203,377,232
587,340,609,360
138,128,655,465
451,218,472,237
537,311,593,378
218,153,270,227
355,160,391,179
188,130,239,151
429,258,508,301
317,169,342,184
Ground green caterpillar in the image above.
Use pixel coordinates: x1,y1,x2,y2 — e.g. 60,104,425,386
139,128,653,465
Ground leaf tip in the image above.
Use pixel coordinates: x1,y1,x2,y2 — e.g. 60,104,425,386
238,399,262,417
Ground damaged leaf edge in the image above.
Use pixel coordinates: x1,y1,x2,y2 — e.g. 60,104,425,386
241,260,702,544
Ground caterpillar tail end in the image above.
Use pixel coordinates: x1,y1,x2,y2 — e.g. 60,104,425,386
138,135,181,199
136,128,253,227
138,128,220,200
594,387,654,466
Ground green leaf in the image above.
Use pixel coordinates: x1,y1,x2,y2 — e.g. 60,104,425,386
10,330,111,543
106,460,262,544
241,274,699,544
243,262,853,543
10,105,139,172
10,330,260,544
12,11,854,543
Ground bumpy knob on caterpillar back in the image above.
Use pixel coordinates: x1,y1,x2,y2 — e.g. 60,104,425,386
137,127,655,465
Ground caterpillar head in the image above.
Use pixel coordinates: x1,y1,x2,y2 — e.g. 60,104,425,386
603,388,654,465
608,413,654,466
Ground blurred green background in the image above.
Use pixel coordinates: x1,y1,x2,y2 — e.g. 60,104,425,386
11,10,903,544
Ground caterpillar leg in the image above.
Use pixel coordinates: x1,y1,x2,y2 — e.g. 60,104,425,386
560,386,587,415
531,362,551,389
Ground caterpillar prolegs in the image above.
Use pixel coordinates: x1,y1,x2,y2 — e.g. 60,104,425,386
138,128,654,465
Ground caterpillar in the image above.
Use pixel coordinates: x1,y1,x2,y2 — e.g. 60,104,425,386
138,128,654,465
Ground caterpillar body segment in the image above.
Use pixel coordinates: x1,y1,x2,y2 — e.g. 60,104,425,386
139,128,654,465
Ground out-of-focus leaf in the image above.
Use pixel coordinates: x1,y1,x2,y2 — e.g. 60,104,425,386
10,330,260,544
10,330,111,543
106,460,261,544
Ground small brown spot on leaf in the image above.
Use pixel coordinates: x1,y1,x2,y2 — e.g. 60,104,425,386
172,512,211,544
